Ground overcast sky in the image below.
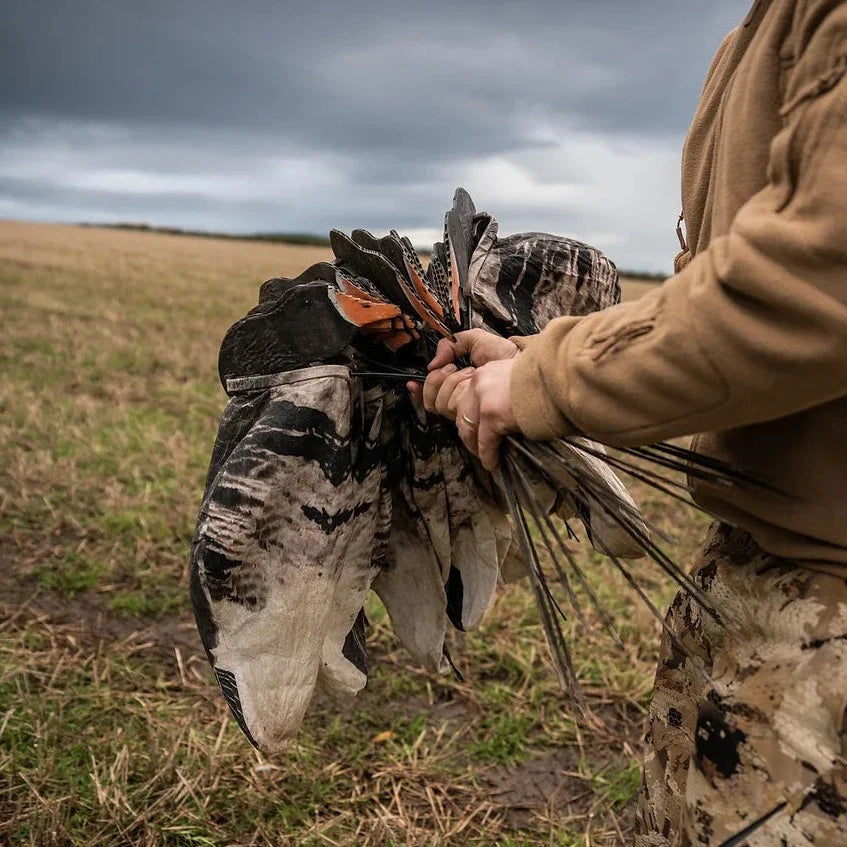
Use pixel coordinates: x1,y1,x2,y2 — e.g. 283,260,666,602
1,0,748,271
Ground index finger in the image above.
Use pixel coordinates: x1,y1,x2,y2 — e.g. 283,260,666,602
427,330,480,371
428,337,463,371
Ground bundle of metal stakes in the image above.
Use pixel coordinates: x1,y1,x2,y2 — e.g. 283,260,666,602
190,189,770,753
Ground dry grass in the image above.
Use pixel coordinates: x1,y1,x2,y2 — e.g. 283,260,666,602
0,220,701,846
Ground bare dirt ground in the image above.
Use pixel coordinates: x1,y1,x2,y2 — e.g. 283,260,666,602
0,221,700,846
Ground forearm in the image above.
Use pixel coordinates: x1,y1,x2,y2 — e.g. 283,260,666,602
510,236,847,446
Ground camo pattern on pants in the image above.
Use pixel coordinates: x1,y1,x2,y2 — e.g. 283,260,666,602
635,522,847,846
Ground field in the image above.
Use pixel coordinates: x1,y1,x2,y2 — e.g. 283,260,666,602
0,220,709,846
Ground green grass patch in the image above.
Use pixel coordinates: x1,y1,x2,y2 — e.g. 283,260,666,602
107,587,185,618
592,759,642,809
33,551,104,595
469,711,535,765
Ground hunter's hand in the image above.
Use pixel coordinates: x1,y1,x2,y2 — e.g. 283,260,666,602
407,329,521,470
453,358,519,471
406,329,519,408
429,329,519,370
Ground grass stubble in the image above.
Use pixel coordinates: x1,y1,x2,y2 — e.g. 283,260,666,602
0,221,707,846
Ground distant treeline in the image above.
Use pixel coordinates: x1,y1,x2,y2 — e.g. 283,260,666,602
82,221,333,248
619,269,666,282
81,221,666,279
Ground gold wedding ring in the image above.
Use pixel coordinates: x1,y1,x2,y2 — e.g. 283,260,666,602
461,414,478,428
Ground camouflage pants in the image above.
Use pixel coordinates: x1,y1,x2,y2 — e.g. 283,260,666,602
635,523,847,846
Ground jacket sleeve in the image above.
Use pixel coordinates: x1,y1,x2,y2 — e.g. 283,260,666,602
510,11,847,447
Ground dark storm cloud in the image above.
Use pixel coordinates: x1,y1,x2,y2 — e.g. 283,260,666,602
0,0,749,270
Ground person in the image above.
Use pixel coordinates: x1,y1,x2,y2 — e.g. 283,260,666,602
409,1,847,844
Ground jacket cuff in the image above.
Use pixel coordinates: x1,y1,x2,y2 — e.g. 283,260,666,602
510,335,580,441
508,335,533,351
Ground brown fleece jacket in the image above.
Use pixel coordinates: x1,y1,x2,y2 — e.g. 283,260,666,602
510,0,847,567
